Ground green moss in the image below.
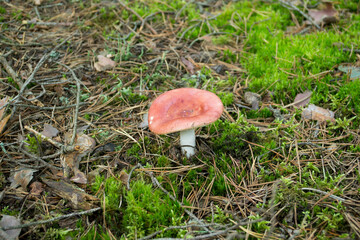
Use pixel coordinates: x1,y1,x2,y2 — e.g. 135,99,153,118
218,92,234,106
123,180,185,238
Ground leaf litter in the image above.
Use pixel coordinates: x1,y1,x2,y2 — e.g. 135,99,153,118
302,104,335,122
308,2,339,25
0,0,359,239
0,215,21,240
293,90,312,107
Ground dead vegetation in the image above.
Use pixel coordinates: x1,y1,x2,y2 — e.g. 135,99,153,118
0,0,360,239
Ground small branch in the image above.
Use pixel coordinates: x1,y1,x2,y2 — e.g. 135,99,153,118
11,32,78,116
24,126,74,153
2,207,101,230
56,62,81,146
139,223,229,240
127,164,141,190
24,126,64,149
0,56,24,88
152,219,265,240
8,102,88,110
20,148,62,170
301,188,345,202
22,20,73,26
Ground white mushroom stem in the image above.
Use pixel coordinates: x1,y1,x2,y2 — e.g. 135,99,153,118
180,128,196,158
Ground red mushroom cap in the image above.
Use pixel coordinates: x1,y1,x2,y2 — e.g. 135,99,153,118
148,88,224,134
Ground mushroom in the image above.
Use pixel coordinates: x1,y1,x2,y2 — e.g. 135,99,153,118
148,88,224,158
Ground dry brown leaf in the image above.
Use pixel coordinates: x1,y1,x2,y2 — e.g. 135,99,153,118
0,114,11,134
0,96,9,119
308,2,339,25
119,170,129,185
0,97,10,134
70,169,87,184
54,84,64,97
30,181,44,196
94,55,116,71
41,123,59,138
293,90,312,107
302,104,335,122
0,215,21,239
61,133,96,179
42,178,98,210
244,92,261,110
9,169,37,190
181,57,195,75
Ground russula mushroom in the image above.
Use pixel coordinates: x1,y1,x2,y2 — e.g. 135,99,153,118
148,88,224,157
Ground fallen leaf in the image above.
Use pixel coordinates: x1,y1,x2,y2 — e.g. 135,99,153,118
308,2,339,25
30,181,44,196
0,96,9,119
181,57,195,75
0,114,11,134
70,169,87,184
302,104,335,122
119,170,129,185
41,124,59,138
293,90,312,107
212,64,227,75
93,143,116,154
0,215,21,239
9,169,37,190
244,92,261,110
94,55,116,72
62,133,96,179
54,84,64,97
42,178,98,210
338,65,360,80
0,97,10,134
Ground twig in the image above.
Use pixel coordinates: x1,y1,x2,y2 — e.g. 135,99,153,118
139,223,229,240
24,126,64,149
301,188,345,202
127,164,141,190
152,219,266,240
278,0,320,30
24,126,74,153
0,55,24,88
56,62,81,146
341,48,360,54
2,207,101,230
8,102,88,110
22,20,73,26
11,32,77,116
19,148,62,170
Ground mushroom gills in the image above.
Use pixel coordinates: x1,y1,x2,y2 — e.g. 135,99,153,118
180,128,196,158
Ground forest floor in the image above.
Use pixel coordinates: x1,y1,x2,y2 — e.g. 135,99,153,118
0,0,360,239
